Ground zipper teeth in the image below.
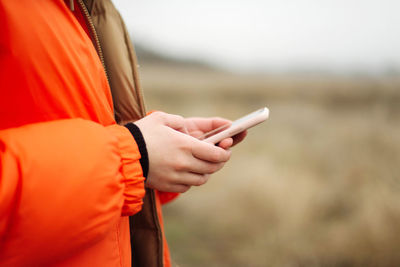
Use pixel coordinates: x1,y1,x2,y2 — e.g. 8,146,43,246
74,5,163,264
71,4,161,263
76,0,110,84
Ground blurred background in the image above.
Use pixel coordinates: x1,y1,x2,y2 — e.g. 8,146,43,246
114,0,400,266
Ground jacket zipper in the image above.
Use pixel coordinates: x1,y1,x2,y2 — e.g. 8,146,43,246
73,1,163,265
76,0,147,119
76,0,110,84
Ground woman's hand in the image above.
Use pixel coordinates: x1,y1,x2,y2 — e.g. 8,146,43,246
134,112,232,193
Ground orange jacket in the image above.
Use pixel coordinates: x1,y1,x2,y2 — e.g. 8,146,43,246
0,1,175,266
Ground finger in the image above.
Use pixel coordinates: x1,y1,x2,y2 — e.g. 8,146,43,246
218,138,233,149
210,117,232,131
179,159,225,175
191,139,231,163
175,172,211,187
232,130,247,146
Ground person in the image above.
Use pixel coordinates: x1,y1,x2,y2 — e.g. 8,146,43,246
0,0,245,266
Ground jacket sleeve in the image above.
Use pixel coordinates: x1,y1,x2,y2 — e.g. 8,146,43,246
0,118,145,265
157,191,180,205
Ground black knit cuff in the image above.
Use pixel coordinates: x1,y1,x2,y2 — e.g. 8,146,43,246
124,123,149,180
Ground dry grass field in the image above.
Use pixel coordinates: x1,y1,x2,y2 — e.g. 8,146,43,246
139,63,400,267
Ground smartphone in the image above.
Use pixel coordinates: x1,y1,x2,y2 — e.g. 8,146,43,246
200,107,269,144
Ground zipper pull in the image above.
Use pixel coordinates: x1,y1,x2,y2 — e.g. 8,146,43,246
69,0,75,11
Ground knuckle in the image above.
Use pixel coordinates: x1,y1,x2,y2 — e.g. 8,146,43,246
196,175,209,186
212,163,222,173
195,176,205,186
206,164,217,174
154,111,166,121
175,115,186,128
174,160,187,171
175,115,185,122
210,163,223,174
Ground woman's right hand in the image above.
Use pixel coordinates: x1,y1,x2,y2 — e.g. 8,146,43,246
134,112,231,193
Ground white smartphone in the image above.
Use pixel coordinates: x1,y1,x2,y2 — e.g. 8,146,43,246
200,107,269,144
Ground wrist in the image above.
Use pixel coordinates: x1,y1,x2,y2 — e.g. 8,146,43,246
124,123,149,180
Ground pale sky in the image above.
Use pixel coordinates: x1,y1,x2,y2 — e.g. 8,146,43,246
112,0,400,73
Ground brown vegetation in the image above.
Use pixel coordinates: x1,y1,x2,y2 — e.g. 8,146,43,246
140,63,400,267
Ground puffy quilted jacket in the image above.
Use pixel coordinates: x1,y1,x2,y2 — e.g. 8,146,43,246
0,0,177,266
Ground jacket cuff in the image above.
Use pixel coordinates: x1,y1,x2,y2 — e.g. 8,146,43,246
106,124,145,216
124,123,149,180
